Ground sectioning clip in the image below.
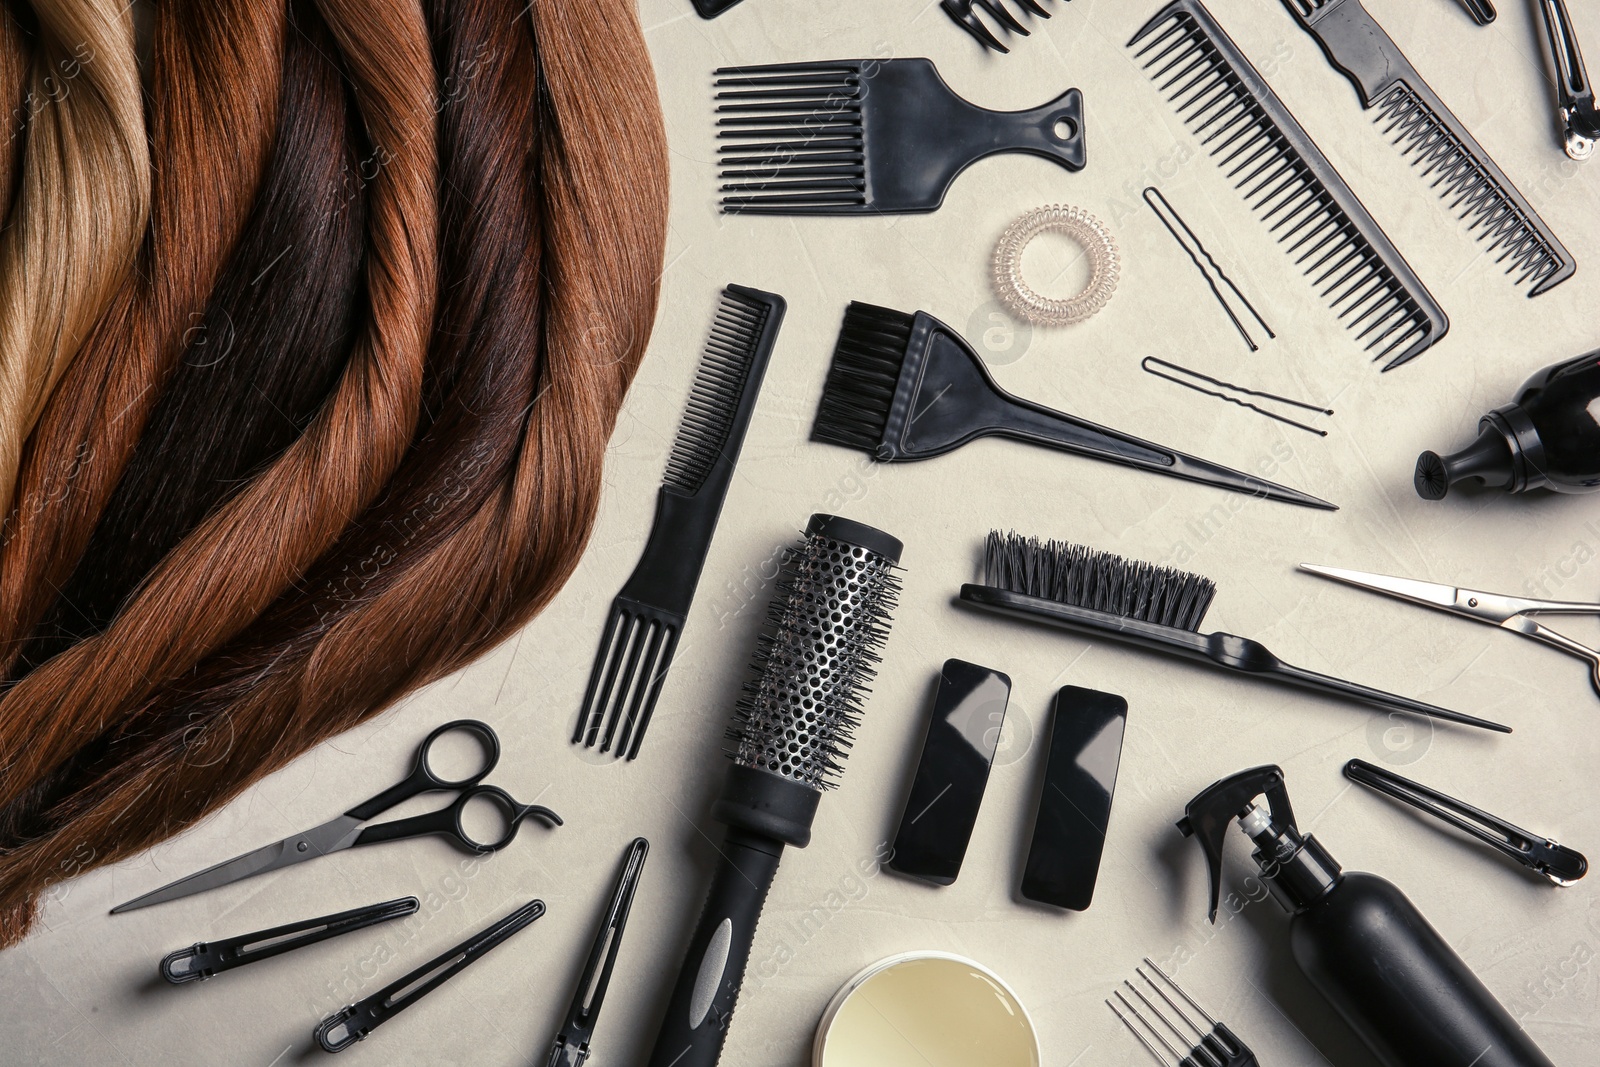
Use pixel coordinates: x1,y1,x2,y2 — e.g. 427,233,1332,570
315,898,546,1052
160,897,419,984
1344,760,1587,885
548,838,650,1067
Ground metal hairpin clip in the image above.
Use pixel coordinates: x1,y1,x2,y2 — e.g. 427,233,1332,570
1539,0,1600,160
161,897,419,983
1345,760,1588,886
547,837,650,1066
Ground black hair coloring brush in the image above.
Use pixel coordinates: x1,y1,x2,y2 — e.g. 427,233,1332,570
959,532,1509,732
812,303,1334,510
647,514,902,1067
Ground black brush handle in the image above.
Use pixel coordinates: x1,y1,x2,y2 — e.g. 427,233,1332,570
692,0,748,16
647,829,782,1067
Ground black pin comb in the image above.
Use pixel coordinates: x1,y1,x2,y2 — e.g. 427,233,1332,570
943,0,1065,53
715,59,1085,215
959,532,1510,732
576,285,786,760
1129,1,1450,370
1109,958,1260,1067
647,515,901,1067
1284,0,1576,293
810,302,1333,510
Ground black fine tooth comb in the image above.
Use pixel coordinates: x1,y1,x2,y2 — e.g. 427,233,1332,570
1283,0,1576,295
1129,1,1450,371
714,59,1085,215
959,531,1510,732
575,285,786,760
942,0,1065,54
811,302,1335,510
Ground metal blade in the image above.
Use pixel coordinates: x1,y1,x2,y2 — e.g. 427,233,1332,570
110,815,362,913
1298,564,1462,612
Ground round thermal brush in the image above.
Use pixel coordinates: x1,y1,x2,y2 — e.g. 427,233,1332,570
647,513,902,1067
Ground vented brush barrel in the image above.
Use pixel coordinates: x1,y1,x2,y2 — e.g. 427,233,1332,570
648,514,901,1067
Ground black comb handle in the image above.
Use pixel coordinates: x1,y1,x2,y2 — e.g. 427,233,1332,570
867,61,1084,210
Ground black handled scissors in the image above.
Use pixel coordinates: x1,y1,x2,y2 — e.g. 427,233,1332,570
112,720,561,913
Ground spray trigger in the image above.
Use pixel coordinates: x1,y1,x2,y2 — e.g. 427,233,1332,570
1177,765,1296,922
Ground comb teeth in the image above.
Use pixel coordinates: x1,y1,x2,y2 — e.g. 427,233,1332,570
663,291,775,494
1108,958,1258,1067
809,302,911,454
984,531,1217,631
575,601,683,758
942,0,1061,54
729,526,900,791
715,63,868,214
1130,6,1447,370
1374,85,1565,293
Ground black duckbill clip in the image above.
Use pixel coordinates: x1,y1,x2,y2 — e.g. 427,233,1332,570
315,898,546,1052
1345,760,1586,885
548,838,650,1067
161,897,419,984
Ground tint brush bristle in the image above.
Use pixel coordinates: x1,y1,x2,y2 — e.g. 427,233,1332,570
984,531,1217,631
663,291,774,494
809,302,911,453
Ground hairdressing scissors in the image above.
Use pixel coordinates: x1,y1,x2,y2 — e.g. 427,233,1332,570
112,719,561,913
1300,563,1600,697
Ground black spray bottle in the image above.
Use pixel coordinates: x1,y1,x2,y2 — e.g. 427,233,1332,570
1417,348,1600,499
1179,766,1556,1067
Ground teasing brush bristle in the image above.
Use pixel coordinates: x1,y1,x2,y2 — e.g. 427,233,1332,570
983,531,1217,631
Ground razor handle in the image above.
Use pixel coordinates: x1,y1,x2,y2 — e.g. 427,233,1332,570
647,766,820,1067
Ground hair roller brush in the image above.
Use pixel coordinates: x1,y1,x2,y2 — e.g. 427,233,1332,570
646,514,902,1067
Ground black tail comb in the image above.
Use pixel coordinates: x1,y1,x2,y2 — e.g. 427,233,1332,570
575,285,786,760
1129,0,1449,370
942,0,1065,53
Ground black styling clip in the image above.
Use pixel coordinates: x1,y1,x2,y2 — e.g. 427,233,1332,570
548,838,650,1067
1345,760,1587,885
315,898,546,1052
161,897,419,984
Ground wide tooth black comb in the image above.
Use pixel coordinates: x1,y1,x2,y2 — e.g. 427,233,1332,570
1129,1,1450,370
1283,0,1575,296
942,0,1065,53
715,59,1085,215
960,531,1510,732
575,285,786,760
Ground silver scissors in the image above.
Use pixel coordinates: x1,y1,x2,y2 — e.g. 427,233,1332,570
1300,564,1600,696
112,719,562,913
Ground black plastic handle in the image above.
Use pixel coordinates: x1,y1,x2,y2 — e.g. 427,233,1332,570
1282,0,1409,106
344,719,500,821
352,784,561,853
646,831,783,1067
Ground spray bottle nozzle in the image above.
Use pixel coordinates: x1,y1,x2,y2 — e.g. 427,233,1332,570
1177,764,1349,923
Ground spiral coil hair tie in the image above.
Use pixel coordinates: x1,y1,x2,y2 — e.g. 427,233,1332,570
992,204,1119,326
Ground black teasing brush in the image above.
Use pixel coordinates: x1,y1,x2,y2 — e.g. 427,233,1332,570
962,529,1509,733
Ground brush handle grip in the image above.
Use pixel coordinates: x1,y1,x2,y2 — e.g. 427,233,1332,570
647,830,782,1067
989,394,1178,468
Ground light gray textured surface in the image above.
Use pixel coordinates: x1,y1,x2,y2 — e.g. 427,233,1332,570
5,0,1600,1063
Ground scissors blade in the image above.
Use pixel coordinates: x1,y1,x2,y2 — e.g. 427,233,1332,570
110,815,363,914
1298,564,1469,615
